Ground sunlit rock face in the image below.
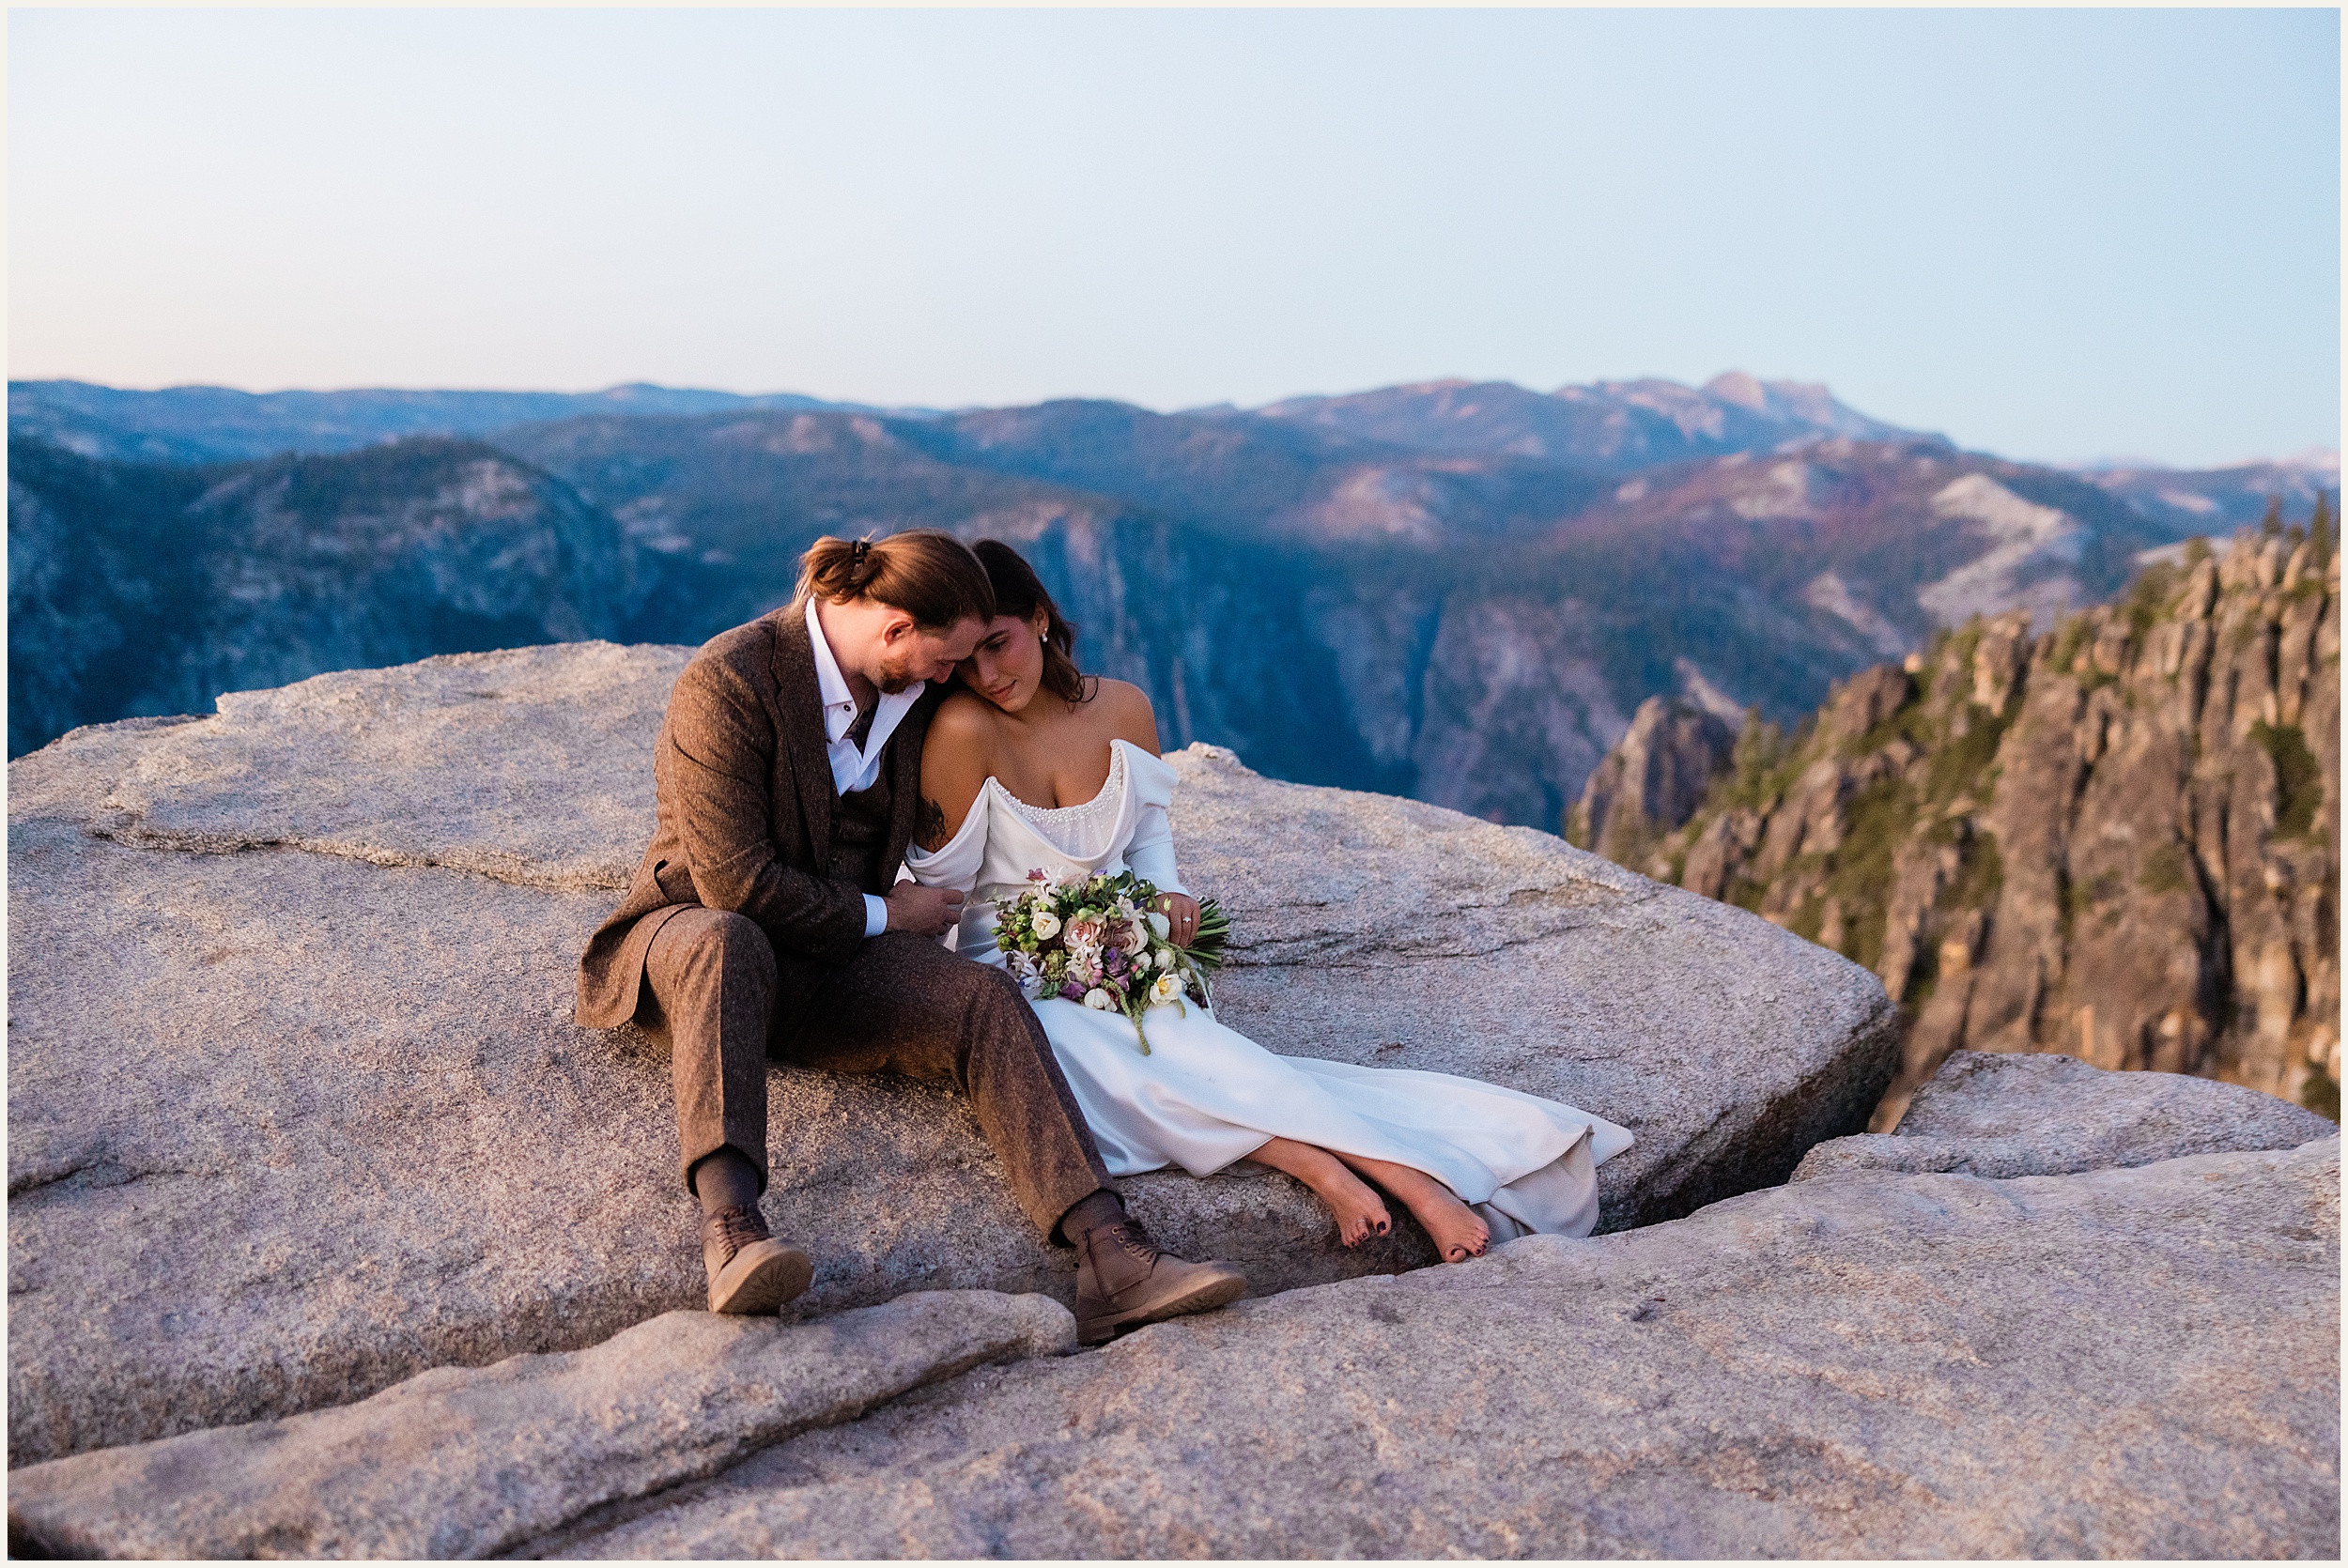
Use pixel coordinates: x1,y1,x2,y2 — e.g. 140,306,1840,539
1610,532,2340,1128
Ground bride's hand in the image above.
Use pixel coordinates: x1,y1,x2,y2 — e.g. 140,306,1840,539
1153,892,1201,946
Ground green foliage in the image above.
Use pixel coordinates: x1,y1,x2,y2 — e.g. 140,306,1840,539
2310,492,2335,568
1942,617,1986,681
2301,1067,2340,1124
2249,721,2324,841
2046,612,2095,674
1717,710,1798,813
1923,706,2009,807
1846,702,1938,762
1821,778,1919,971
2183,535,2214,567
2260,496,2285,539
1787,897,1826,945
2137,839,2196,897
1939,832,2005,915
2121,560,2181,638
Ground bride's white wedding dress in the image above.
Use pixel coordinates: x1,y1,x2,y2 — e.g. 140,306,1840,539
904,738,1633,1241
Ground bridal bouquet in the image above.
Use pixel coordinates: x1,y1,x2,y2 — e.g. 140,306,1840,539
992,869,1229,1055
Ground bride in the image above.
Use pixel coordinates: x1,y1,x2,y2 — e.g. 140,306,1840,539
907,541,1632,1262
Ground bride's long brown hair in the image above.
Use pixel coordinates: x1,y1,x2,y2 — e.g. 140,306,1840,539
971,540,1098,706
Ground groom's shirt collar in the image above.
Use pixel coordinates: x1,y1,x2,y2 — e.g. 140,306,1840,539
803,595,921,796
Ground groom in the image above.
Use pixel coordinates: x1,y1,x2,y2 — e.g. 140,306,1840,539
576,529,1246,1343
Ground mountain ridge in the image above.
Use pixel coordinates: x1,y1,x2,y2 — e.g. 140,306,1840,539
1254,371,1939,472
11,378,2327,837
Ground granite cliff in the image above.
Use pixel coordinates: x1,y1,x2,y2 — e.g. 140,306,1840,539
1577,526,2340,1129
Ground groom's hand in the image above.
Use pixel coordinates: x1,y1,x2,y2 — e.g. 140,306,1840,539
885,884,965,938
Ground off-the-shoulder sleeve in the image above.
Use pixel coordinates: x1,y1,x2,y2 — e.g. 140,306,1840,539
1120,744,1188,896
904,787,989,894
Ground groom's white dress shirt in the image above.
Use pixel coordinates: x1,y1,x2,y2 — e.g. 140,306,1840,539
805,595,921,939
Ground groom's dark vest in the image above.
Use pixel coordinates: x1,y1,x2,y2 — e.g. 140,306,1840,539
827,776,896,899
574,603,942,1029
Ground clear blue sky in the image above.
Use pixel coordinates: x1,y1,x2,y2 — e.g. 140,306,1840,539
8,7,2339,467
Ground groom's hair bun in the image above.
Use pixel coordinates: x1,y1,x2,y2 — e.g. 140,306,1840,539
796,530,996,629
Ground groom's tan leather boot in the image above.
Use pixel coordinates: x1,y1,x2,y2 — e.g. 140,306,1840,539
703,1204,813,1315
1074,1219,1246,1345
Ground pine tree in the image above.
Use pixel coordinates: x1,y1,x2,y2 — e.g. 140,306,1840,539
2310,490,2335,567
2260,495,2285,538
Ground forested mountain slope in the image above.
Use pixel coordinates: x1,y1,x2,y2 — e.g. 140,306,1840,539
1578,519,2340,1125
7,378,2269,830
7,438,697,757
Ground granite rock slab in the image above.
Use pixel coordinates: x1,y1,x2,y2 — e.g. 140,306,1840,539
9,644,1897,1462
1792,1048,2338,1182
557,1140,2342,1560
7,1291,1072,1560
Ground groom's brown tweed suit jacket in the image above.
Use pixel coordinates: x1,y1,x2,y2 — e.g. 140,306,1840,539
574,603,941,1029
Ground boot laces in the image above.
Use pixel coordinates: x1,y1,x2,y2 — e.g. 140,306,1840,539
1085,1219,1160,1277
705,1203,770,1267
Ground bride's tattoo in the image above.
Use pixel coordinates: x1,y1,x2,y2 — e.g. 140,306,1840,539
916,794,949,852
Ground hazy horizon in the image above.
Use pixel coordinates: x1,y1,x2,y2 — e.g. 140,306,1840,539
14,367,2340,474
11,8,2338,469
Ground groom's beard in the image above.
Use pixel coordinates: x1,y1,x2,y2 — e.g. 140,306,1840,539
873,648,929,694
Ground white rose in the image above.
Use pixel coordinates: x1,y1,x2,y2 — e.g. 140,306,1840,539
1150,972,1182,1006
1148,911,1172,941
1083,987,1116,1011
1030,910,1062,941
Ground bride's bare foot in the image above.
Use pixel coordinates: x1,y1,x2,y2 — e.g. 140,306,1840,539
1337,1154,1491,1263
1243,1137,1393,1248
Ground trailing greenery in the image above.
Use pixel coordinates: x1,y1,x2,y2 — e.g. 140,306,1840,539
2121,561,2183,638
1821,778,1918,971
2138,839,2196,897
2249,721,2324,842
1941,833,2004,914
2046,613,2096,675
1922,707,2009,806
2302,1068,2340,1121
1717,708,1800,813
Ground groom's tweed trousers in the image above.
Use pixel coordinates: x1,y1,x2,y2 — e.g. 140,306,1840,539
642,911,1109,1238
579,602,1115,1242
